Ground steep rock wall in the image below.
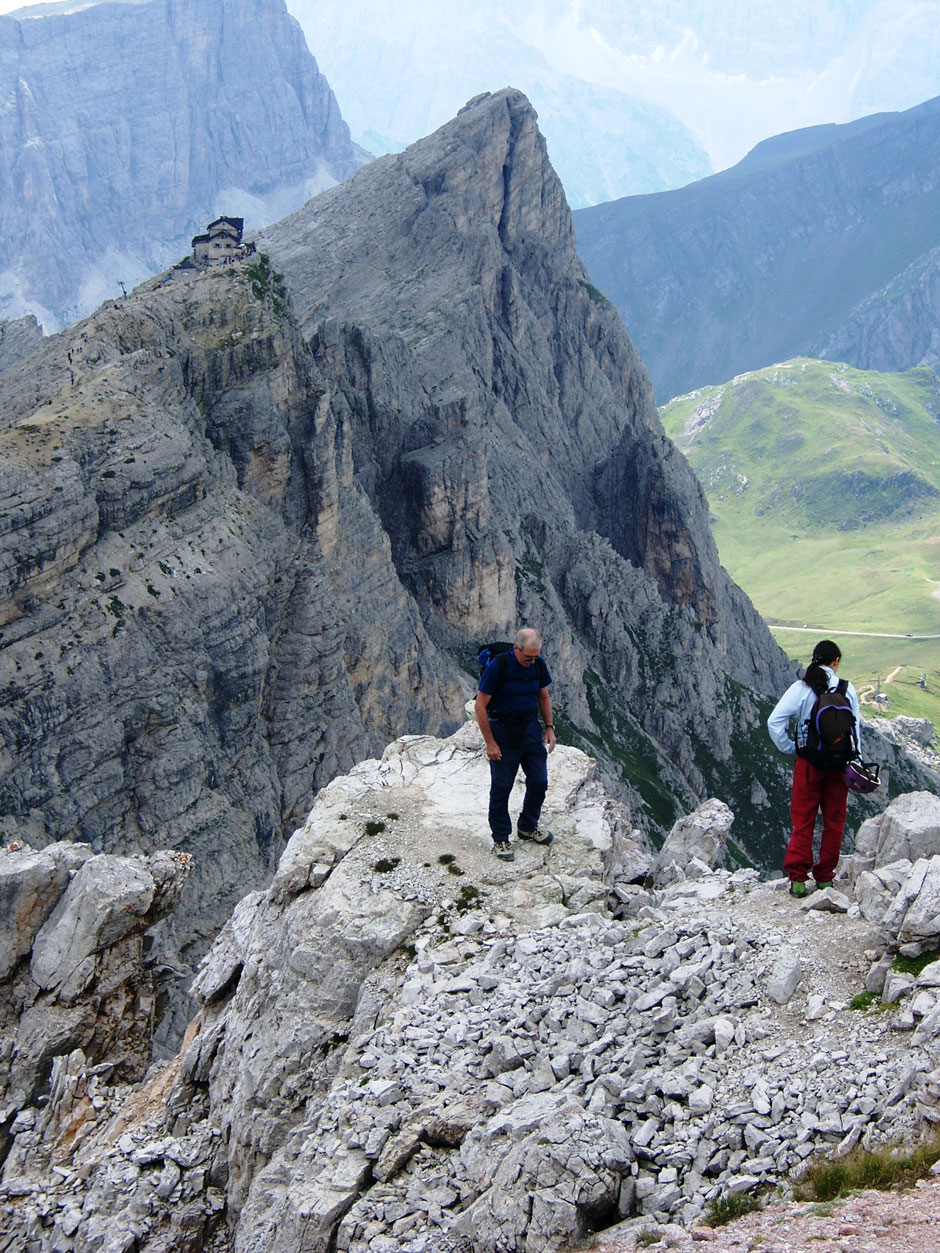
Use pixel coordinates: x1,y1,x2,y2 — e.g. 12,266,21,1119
0,0,365,329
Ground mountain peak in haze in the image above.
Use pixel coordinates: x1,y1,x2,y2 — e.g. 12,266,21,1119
0,0,366,329
574,93,940,401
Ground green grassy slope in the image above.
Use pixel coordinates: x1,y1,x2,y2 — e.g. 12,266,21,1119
660,359,940,735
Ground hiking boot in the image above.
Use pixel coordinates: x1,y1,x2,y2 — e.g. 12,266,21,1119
789,880,808,898
815,880,833,890
517,825,554,846
492,840,515,861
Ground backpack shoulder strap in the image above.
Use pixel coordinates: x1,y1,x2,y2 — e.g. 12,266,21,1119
487,649,510,698
497,650,510,685
836,678,848,697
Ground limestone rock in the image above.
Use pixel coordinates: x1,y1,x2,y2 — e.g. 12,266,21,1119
0,0,366,328
855,861,913,922
882,856,940,945
855,792,940,867
453,1103,635,1251
892,717,936,746
652,798,733,886
0,86,838,1047
30,854,159,996
0,315,42,372
765,946,802,1004
0,847,69,981
3,764,940,1250
0,845,192,1143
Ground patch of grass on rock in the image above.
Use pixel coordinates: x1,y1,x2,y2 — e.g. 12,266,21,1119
795,1133,940,1201
705,1191,762,1227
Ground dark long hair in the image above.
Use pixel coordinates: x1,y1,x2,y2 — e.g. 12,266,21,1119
803,639,841,696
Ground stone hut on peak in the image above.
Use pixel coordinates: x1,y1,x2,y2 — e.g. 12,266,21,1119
190,216,255,267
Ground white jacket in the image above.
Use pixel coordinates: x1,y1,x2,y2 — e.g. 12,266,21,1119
767,665,861,756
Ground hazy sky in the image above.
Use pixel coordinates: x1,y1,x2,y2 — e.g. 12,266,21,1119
3,0,940,178
0,1,72,12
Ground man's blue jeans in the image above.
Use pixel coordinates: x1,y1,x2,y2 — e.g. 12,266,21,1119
487,714,548,840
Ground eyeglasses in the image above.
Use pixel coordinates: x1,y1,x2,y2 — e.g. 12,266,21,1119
516,649,541,662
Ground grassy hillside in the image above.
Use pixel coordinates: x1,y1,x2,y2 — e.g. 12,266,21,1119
660,359,940,736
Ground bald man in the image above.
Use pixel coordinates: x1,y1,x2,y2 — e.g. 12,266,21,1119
475,628,556,861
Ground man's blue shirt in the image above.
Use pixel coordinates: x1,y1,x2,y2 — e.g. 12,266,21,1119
479,650,551,716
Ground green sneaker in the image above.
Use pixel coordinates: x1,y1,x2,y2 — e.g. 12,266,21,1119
815,880,833,890
789,880,808,898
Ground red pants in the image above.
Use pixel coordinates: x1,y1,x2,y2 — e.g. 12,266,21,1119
784,758,848,884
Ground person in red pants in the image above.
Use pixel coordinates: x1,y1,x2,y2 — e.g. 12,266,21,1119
767,639,860,896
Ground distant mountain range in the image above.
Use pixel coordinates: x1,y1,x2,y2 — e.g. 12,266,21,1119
575,95,940,402
0,0,366,329
285,0,940,205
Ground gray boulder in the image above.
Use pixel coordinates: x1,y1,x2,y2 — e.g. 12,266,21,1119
454,1100,635,1251
892,717,936,746
0,846,192,1128
651,798,734,886
30,854,159,997
856,860,913,922
0,848,69,981
882,856,940,946
765,945,803,1005
855,792,940,868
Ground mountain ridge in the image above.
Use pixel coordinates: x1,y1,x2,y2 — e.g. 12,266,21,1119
0,0,365,329
574,94,940,401
2,90,932,1049
2,725,940,1249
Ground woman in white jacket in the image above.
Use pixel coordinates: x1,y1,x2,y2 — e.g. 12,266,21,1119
767,639,860,897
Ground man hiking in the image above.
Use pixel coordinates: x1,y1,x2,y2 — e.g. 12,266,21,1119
474,628,556,861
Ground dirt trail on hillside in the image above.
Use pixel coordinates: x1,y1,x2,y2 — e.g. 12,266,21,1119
859,665,903,704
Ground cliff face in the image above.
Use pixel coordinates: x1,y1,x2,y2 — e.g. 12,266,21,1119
10,89,926,1039
0,265,466,1044
260,89,808,831
0,0,365,330
820,244,940,373
574,96,940,401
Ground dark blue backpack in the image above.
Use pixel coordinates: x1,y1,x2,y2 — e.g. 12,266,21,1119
799,678,857,771
477,641,513,686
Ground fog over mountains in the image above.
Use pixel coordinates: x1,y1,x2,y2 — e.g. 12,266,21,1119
0,0,366,329
286,0,940,203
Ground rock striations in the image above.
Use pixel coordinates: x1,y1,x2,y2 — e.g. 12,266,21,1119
0,316,42,374
1,89,933,1038
0,0,365,329
3,722,940,1252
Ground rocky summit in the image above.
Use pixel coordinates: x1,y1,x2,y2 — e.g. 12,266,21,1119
1,88,932,1044
0,0,364,329
4,718,940,1252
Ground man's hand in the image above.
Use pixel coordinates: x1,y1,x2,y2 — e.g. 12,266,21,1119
485,740,502,761
545,727,557,754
